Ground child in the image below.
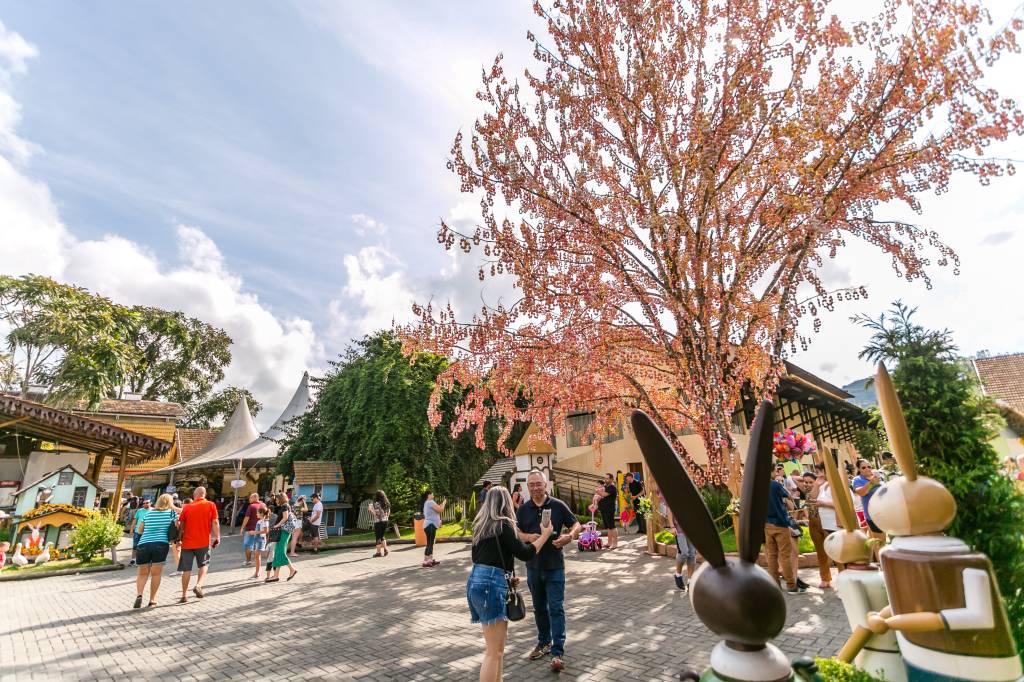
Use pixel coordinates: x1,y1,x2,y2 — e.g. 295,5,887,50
0,541,9,571
588,482,605,513
249,507,270,578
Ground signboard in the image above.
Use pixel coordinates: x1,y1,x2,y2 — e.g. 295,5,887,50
0,480,20,488
165,485,177,493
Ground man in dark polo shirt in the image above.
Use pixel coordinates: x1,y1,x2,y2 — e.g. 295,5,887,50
516,469,581,673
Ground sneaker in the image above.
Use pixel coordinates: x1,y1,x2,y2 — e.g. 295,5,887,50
243,560,251,567
128,560,136,567
550,657,565,672
674,573,685,590
528,644,551,660
787,585,807,594
796,577,811,590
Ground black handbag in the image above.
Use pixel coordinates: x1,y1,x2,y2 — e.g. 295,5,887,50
494,536,526,621
167,519,180,543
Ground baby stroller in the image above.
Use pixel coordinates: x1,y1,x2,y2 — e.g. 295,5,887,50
577,512,603,551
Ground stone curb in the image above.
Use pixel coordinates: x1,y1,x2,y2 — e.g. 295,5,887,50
0,562,125,582
313,536,474,552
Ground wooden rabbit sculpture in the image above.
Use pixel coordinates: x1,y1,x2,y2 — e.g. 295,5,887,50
865,363,1021,682
632,401,796,682
825,443,905,681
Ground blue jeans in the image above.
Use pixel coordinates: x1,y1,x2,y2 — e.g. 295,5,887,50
526,567,566,657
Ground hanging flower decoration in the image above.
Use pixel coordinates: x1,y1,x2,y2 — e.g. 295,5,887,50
772,429,817,463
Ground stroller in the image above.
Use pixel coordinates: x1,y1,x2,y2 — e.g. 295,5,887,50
577,510,604,551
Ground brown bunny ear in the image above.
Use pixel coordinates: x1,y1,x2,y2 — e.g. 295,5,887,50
826,444,858,532
875,363,918,481
738,400,775,563
631,410,725,568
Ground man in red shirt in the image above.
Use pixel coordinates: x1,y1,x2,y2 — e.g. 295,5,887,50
241,492,266,566
177,486,220,603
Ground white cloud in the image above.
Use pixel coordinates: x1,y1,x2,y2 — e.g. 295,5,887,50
0,32,320,425
350,213,388,238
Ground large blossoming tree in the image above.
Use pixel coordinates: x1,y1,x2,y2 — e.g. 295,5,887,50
403,0,1022,485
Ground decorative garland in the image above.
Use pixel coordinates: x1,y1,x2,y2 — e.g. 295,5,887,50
20,504,95,521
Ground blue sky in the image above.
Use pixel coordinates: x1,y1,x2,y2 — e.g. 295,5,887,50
0,3,1021,421
2,3,532,322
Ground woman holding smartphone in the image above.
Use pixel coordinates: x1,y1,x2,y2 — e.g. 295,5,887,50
469,486,552,682
421,490,445,568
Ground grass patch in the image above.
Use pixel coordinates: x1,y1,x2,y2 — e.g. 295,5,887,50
324,522,470,546
719,527,815,554
1,557,113,575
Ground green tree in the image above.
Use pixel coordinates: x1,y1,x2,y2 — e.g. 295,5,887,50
182,386,263,429
855,301,1024,656
279,331,519,502
122,306,232,407
0,275,233,411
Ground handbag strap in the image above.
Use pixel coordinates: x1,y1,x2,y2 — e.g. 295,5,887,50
493,527,516,584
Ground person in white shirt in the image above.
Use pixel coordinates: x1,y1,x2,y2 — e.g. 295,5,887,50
309,493,324,554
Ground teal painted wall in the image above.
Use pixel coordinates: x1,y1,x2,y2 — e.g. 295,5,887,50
14,468,97,517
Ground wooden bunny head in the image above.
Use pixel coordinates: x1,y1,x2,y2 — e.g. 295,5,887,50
821,443,872,564
632,401,787,650
869,363,956,537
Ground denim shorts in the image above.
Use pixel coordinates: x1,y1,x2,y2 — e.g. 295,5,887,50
467,564,509,625
676,532,697,563
242,532,265,551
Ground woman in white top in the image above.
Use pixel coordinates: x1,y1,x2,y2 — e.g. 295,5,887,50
421,490,445,568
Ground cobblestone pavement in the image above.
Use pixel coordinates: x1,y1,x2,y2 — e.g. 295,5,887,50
2,530,850,681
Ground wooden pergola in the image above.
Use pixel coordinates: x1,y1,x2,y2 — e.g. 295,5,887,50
0,395,173,517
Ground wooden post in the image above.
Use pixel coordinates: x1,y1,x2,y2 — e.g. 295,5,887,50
230,460,241,535
645,470,657,554
110,444,128,518
90,452,107,486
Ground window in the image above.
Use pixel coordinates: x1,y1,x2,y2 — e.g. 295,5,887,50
313,484,324,497
57,471,74,486
72,486,88,506
565,413,623,448
325,509,336,527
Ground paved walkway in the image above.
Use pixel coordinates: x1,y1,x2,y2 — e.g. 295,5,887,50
1,530,849,681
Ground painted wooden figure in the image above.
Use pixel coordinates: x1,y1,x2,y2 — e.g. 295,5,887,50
824,443,905,681
865,364,1021,682
633,401,822,682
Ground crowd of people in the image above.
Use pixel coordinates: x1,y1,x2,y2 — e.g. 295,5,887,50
763,454,893,594
125,487,325,608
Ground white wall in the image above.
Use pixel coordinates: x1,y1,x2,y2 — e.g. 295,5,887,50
23,451,90,486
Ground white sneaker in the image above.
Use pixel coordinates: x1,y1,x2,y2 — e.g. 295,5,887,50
169,570,181,577
243,560,251,567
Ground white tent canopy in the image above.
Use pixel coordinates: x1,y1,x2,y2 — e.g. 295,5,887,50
142,372,312,476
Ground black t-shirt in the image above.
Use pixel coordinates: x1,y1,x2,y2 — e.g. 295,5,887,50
628,480,644,506
515,496,577,571
272,503,289,525
471,522,537,571
597,484,616,513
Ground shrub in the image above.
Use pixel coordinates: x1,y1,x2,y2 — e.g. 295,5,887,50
655,529,675,544
813,658,884,682
700,484,733,531
381,462,428,524
69,512,122,562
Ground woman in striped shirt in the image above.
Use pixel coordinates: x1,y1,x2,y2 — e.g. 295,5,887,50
133,493,178,609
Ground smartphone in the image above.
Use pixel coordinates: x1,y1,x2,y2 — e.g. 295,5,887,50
541,509,552,527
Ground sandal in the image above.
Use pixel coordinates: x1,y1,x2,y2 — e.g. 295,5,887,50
287,570,298,581
147,601,157,607
178,597,188,604
193,587,204,599
133,595,143,609
373,552,382,558
817,582,831,589
265,578,280,583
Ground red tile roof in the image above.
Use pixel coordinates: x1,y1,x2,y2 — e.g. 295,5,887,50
175,428,219,462
292,460,345,485
974,353,1024,412
72,398,185,418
